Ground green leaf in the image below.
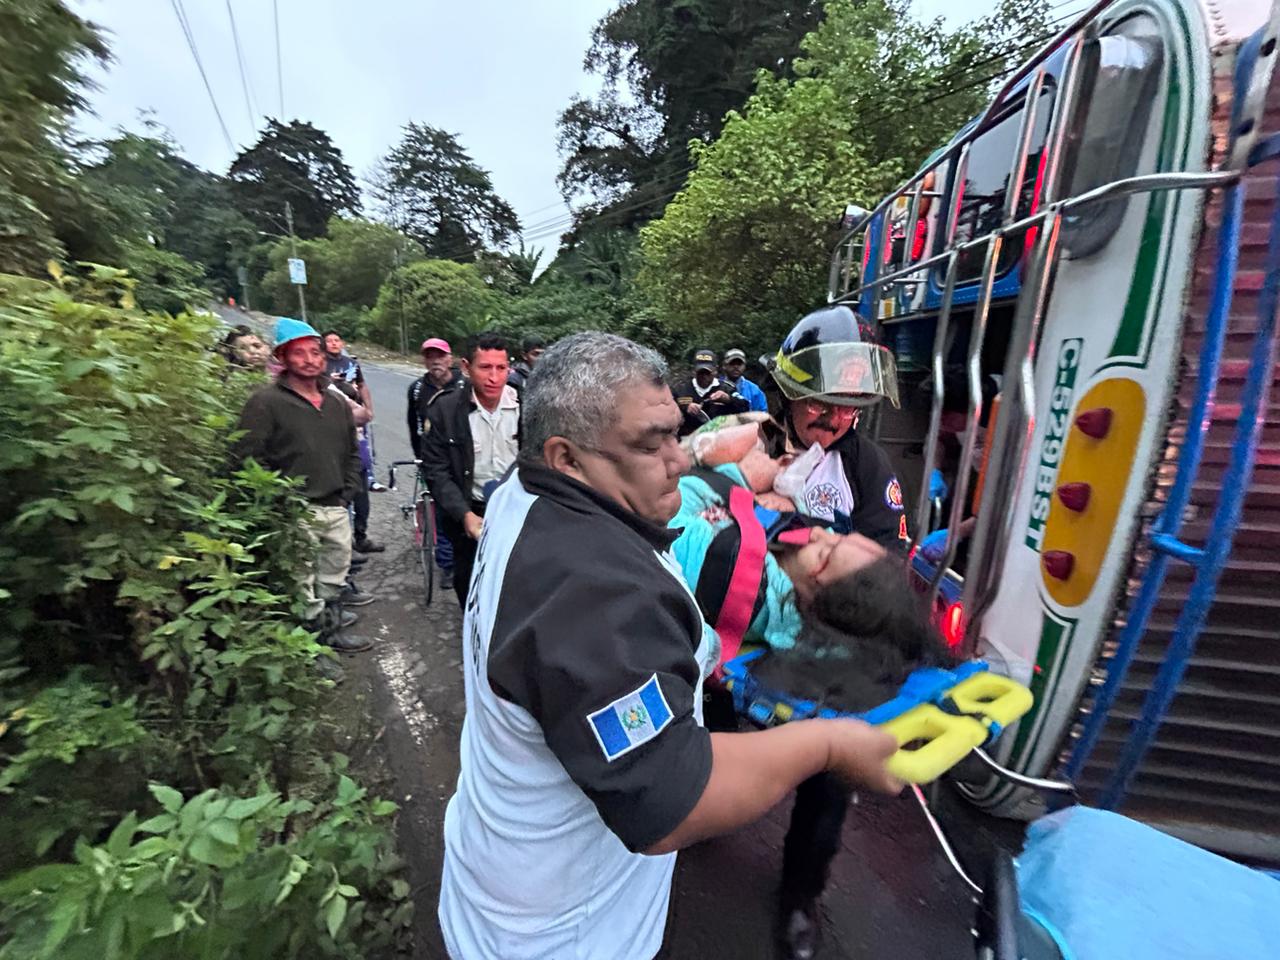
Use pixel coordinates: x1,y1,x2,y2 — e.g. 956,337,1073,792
137,813,176,834
206,818,240,846
335,775,364,805
225,792,277,821
43,894,81,953
187,833,237,868
108,488,135,513
130,837,172,861
336,883,358,897
106,810,138,858
149,783,184,814
183,594,221,617
324,893,348,940
371,799,398,817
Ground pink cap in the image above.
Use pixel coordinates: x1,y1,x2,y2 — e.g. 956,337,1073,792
420,337,452,354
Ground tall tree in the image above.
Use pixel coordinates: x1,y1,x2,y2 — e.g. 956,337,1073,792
372,123,520,260
557,0,823,214
0,0,108,274
81,130,256,297
228,119,360,240
639,0,1048,350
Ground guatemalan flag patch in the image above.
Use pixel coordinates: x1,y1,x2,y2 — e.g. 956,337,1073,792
587,674,673,762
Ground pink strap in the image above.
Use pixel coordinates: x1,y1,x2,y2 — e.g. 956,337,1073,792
715,485,768,674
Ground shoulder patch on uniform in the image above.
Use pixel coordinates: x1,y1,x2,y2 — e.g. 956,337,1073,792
885,478,904,511
587,674,673,762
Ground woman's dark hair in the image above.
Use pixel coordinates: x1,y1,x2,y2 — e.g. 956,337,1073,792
219,324,256,365
755,556,958,713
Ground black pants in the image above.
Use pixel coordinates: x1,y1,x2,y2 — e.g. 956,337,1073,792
780,771,852,912
702,685,849,913
352,469,370,541
444,499,485,609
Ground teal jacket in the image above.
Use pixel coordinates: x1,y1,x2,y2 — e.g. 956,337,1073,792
669,465,803,651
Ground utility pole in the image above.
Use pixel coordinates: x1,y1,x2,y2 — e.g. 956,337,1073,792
285,200,307,322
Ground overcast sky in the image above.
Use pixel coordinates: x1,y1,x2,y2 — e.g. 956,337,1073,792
71,0,991,250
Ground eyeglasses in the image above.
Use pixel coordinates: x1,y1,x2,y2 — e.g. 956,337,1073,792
798,398,857,417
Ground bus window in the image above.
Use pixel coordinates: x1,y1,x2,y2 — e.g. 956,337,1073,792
1060,15,1164,259
947,90,1054,283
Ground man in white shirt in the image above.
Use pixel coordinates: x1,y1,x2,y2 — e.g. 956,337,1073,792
421,332,520,608
438,331,902,959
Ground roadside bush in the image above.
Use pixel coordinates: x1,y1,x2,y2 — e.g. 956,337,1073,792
0,269,410,955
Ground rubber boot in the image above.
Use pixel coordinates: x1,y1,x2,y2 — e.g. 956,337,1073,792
321,599,371,653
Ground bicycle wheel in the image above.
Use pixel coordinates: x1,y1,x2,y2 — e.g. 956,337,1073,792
415,492,436,606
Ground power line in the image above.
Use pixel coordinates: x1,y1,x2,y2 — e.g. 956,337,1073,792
170,0,235,156
226,0,258,128
273,0,284,118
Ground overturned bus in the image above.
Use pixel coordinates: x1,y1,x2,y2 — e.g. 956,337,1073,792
830,0,1280,861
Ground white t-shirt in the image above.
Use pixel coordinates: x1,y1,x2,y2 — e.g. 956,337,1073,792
801,447,856,524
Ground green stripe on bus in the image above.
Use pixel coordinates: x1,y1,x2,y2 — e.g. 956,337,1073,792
1011,613,1068,760
1107,30,1185,362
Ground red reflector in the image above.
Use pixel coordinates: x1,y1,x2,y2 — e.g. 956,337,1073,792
1043,550,1075,581
942,601,965,648
1056,482,1091,512
1075,407,1113,439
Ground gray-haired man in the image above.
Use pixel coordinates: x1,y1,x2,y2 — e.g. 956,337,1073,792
437,331,902,959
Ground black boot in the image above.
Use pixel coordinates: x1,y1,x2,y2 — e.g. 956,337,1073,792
321,599,372,653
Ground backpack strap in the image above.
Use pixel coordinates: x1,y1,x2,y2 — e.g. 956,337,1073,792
713,484,768,673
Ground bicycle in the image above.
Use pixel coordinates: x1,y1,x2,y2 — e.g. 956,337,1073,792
387,459,436,606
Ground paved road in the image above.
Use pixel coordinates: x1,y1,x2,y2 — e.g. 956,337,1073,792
350,358,985,959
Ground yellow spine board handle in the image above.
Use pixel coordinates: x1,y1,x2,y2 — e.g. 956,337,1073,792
946,673,1034,727
881,705,990,784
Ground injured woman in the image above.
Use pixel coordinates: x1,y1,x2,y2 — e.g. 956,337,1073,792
669,413,955,960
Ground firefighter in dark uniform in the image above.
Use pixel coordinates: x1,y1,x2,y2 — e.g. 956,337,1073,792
768,304,910,957
771,303,908,547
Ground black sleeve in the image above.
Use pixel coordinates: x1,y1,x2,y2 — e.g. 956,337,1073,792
488,558,713,853
406,380,422,460
232,389,272,468
849,436,909,550
422,398,470,524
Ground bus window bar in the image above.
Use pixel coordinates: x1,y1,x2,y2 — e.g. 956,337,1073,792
930,173,1235,641
1101,170,1280,807
1062,179,1246,788
1035,25,1090,208
838,171,1240,308
927,234,1003,611
960,27,1089,639
827,0,1116,296
901,180,925,279
907,250,962,564
978,0,1116,129
966,213,1064,641
1003,68,1049,225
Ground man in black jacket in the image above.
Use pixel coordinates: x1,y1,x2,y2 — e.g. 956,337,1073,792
506,334,546,391
422,332,519,608
406,337,465,459
672,348,750,436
